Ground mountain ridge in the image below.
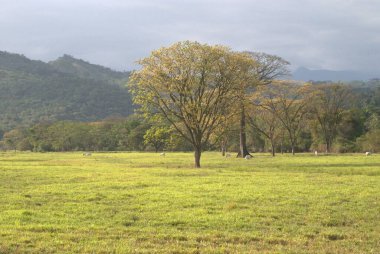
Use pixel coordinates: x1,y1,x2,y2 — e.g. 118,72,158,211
49,54,130,85
0,51,133,132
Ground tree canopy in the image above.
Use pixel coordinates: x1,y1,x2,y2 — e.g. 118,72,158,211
129,41,256,167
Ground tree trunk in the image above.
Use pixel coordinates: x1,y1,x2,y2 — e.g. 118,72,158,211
239,107,251,158
221,145,226,156
290,137,296,155
194,147,201,168
271,142,275,157
326,141,331,153
325,136,331,153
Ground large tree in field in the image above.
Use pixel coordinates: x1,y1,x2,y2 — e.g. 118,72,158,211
310,83,350,153
237,52,289,157
129,41,255,168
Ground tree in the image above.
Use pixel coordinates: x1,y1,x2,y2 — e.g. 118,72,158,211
2,128,30,151
144,126,171,152
237,52,289,157
358,129,380,152
129,41,255,167
356,113,380,152
335,109,366,152
310,83,350,153
255,81,311,155
247,100,282,156
209,114,239,156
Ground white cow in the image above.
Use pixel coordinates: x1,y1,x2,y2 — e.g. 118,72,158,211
314,151,318,156
160,152,166,156
365,152,371,156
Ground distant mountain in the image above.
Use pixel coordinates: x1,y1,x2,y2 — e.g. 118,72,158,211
293,67,378,82
0,51,133,132
0,51,58,75
49,54,129,85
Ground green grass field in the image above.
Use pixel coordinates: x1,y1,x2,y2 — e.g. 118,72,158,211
0,152,379,253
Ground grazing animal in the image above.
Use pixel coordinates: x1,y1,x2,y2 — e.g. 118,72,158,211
160,152,166,156
314,151,318,156
83,152,92,156
225,153,231,158
365,152,371,156
244,155,252,160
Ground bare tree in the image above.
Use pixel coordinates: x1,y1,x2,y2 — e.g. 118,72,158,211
210,114,239,156
256,81,312,155
247,102,282,156
310,83,351,153
237,52,289,157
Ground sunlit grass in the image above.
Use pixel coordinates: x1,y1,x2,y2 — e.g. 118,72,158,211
0,152,379,253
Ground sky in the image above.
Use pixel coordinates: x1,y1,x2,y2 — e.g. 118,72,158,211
0,0,379,72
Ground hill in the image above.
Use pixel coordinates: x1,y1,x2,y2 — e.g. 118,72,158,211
49,54,129,85
0,51,133,132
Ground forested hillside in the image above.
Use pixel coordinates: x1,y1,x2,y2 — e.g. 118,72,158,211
49,54,129,85
0,51,133,132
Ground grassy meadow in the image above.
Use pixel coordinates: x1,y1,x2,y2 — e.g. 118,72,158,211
0,152,379,253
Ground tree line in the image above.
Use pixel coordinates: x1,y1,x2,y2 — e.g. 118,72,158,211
1,82,378,156
0,82,378,156
0,116,192,152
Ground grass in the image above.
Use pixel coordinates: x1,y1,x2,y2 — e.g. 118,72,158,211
0,151,379,253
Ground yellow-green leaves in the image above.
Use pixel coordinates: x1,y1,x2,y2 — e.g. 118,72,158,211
128,41,255,167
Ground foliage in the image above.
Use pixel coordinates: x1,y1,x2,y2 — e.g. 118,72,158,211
309,83,351,152
2,128,29,151
356,113,380,152
250,81,311,155
236,52,290,157
143,126,171,152
129,41,255,167
247,52,290,85
248,94,282,156
357,129,380,152
1,117,150,152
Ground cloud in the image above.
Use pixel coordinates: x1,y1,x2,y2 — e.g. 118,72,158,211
0,0,379,72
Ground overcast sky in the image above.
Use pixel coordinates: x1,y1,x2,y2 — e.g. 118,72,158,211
0,0,379,72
